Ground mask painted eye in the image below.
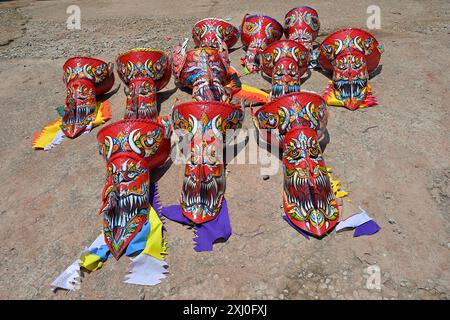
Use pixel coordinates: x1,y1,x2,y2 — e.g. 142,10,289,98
125,171,139,180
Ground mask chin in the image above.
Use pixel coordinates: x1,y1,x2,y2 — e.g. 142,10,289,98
180,169,225,224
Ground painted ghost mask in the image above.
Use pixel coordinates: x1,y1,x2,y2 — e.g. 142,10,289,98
319,28,383,110
284,6,320,50
172,42,231,102
97,118,171,258
116,48,171,119
240,14,283,73
192,18,239,50
254,92,338,237
260,40,310,99
172,101,243,224
62,57,114,138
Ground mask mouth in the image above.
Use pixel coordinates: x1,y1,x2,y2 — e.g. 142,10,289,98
333,78,367,100
181,172,225,222
101,182,148,239
61,104,96,138
283,166,336,233
272,81,301,98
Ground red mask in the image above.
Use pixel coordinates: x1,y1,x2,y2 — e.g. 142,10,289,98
318,28,383,110
192,18,239,49
172,45,230,102
116,49,171,119
284,6,320,50
97,119,171,259
62,57,114,138
172,101,243,224
260,40,310,99
240,14,283,73
254,92,338,236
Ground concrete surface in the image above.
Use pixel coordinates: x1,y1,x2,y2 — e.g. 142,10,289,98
0,0,449,299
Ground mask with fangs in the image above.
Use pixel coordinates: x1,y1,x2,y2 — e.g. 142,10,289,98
318,28,383,110
172,101,243,224
284,6,320,51
61,57,114,138
97,118,171,259
116,48,171,120
253,92,338,237
240,14,283,73
260,40,310,99
172,42,232,102
192,18,239,50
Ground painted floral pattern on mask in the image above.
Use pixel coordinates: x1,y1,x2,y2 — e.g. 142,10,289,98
254,92,337,237
240,14,283,73
172,101,243,224
318,29,383,110
172,46,231,102
260,40,310,99
192,18,239,49
284,6,320,50
97,119,170,258
116,48,171,119
61,57,114,138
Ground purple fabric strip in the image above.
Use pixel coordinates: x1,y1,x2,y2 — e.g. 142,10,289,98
353,220,381,237
283,215,310,240
194,200,231,252
161,200,232,252
149,182,164,220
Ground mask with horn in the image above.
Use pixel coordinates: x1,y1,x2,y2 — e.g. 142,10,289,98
116,48,171,120
97,118,171,259
260,40,310,99
172,39,232,102
61,57,114,138
172,101,243,224
240,14,283,73
284,6,320,51
192,18,239,50
318,28,383,110
254,92,338,237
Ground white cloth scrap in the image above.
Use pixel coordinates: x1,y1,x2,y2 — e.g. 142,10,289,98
50,233,105,292
336,207,373,232
124,254,167,286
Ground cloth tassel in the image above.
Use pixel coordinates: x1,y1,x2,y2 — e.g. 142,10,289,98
50,233,105,291
124,254,167,286
335,207,381,237
162,199,232,252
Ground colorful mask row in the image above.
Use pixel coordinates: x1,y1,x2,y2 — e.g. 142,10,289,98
254,92,338,236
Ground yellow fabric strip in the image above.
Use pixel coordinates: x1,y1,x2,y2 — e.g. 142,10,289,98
142,206,167,261
327,167,349,199
32,119,63,150
79,253,103,272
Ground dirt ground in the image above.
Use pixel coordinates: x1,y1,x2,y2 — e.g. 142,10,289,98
0,0,449,300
